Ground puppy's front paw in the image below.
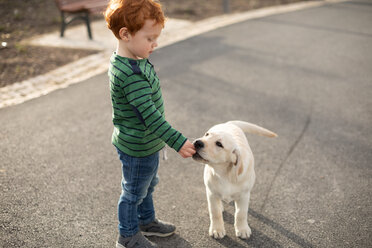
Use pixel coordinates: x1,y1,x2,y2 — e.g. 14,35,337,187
235,224,252,239
209,225,226,239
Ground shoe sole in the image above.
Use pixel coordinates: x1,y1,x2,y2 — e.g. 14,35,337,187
142,230,175,237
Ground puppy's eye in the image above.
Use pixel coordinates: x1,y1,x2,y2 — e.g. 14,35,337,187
205,133,209,136
216,141,223,148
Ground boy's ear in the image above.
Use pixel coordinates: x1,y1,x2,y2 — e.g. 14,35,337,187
119,27,130,41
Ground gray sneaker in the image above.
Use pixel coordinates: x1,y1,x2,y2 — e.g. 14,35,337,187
116,232,158,248
140,219,176,237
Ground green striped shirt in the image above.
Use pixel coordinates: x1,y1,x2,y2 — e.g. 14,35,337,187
109,53,187,157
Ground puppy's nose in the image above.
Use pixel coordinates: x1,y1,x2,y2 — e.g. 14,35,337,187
194,140,204,149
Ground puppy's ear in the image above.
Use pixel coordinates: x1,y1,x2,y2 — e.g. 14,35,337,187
232,149,243,176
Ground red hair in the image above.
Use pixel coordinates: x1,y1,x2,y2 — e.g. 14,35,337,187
105,0,165,39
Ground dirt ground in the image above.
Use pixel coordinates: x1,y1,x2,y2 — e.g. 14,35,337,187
0,0,309,88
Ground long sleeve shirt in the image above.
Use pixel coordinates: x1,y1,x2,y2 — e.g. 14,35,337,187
108,53,187,157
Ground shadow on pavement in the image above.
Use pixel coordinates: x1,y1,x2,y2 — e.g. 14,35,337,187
249,209,314,248
220,208,314,248
149,233,192,248
215,227,283,248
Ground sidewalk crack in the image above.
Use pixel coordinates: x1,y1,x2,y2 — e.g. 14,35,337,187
260,110,312,211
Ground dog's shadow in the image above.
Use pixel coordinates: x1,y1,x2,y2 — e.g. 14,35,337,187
217,209,281,248
218,206,314,248
149,204,314,247
215,227,282,248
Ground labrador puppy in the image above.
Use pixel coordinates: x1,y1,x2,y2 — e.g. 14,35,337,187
193,121,277,239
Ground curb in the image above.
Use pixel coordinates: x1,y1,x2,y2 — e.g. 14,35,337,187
0,52,110,108
0,0,346,109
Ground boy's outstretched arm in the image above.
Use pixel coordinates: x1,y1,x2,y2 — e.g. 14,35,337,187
178,140,196,158
121,73,195,155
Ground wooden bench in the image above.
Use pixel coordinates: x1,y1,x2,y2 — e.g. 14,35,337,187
54,0,109,40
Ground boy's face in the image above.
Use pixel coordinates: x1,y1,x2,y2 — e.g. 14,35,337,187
126,19,162,59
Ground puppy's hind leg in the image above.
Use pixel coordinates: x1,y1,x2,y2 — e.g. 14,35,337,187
234,192,252,239
207,191,226,239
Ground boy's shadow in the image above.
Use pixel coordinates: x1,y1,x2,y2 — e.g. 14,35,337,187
149,234,192,248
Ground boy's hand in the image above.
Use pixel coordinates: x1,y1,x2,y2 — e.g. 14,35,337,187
178,140,196,158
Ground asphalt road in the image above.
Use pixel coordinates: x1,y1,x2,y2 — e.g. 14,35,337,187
1,1,371,247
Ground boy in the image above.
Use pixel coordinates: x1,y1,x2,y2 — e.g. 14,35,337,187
104,0,196,247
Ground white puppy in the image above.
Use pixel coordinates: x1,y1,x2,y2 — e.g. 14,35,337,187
193,121,277,239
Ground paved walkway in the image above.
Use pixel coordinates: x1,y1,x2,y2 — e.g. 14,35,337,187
0,0,344,109
1,0,371,247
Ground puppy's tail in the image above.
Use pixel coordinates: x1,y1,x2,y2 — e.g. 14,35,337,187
227,120,278,138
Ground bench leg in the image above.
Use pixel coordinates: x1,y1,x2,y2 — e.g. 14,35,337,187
60,12,66,37
58,11,93,40
85,12,93,40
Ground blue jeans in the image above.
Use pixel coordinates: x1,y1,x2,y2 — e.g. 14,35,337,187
116,148,159,237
